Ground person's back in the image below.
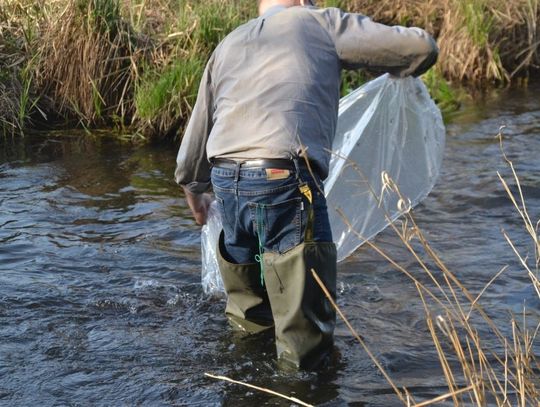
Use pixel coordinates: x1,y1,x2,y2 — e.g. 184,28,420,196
208,6,341,174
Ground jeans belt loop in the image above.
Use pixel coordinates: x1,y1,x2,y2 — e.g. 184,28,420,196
233,161,241,198
292,157,302,182
233,161,241,182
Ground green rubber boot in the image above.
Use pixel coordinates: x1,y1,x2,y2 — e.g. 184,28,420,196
263,241,337,369
217,233,274,334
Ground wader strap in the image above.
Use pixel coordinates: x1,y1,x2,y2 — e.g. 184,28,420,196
293,158,315,243
300,183,315,243
254,205,266,286
293,158,301,181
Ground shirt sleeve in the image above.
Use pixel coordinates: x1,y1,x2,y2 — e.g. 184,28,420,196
174,55,215,193
320,8,438,77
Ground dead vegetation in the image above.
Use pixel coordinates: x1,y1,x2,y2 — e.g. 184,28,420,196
0,1,35,134
0,54,23,135
35,0,150,127
343,0,540,84
309,131,540,405
0,0,539,137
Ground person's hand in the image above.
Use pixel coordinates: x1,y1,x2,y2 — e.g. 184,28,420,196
182,187,213,225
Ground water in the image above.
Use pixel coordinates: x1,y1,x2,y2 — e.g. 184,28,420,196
1,84,539,406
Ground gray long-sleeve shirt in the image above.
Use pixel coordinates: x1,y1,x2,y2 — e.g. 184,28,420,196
175,5,438,193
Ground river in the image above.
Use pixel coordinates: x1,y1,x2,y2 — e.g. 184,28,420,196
1,83,539,406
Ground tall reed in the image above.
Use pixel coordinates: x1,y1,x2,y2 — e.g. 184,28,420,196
35,0,147,128
0,0,43,134
312,132,540,405
343,0,540,85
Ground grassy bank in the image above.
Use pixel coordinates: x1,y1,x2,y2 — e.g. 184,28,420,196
0,0,538,138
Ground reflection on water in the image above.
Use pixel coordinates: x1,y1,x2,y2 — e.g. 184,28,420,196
1,84,539,406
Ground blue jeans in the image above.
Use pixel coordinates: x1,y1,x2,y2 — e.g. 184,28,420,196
211,162,332,264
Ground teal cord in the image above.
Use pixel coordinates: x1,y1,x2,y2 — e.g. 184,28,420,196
254,205,265,286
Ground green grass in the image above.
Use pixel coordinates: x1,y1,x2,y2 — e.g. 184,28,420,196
18,66,32,131
133,0,256,136
460,0,494,48
340,70,369,96
135,55,205,119
79,0,122,35
422,68,463,116
178,0,254,51
321,0,346,8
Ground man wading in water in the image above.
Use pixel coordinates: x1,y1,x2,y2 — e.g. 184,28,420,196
175,0,438,369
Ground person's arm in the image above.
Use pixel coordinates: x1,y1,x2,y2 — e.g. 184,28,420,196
174,55,215,224
320,8,438,77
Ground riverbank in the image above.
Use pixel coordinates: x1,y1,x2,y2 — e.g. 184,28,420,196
1,0,539,139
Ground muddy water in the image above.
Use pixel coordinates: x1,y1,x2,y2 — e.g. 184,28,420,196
1,84,539,406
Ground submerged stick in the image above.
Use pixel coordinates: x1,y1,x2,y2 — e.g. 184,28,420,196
412,384,477,407
204,373,313,407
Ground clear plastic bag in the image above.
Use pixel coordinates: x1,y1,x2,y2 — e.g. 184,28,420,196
200,200,225,296
325,74,445,260
201,74,445,293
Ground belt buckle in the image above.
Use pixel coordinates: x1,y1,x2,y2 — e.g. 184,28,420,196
241,159,265,168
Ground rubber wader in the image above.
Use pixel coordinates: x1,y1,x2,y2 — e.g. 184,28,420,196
217,233,274,334
263,241,336,369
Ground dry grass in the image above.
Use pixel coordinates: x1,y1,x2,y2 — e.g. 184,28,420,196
27,0,253,138
0,60,23,135
0,1,39,134
341,0,539,85
204,373,315,406
310,131,540,406
35,0,150,127
1,0,539,136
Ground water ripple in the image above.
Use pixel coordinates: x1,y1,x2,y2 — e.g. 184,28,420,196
1,85,540,405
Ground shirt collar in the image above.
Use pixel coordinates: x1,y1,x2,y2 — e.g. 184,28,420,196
260,5,287,19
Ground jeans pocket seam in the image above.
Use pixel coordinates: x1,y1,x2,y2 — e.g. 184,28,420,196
214,195,233,238
213,185,235,194
240,183,298,197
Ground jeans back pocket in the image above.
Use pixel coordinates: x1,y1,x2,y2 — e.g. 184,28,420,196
248,197,303,254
